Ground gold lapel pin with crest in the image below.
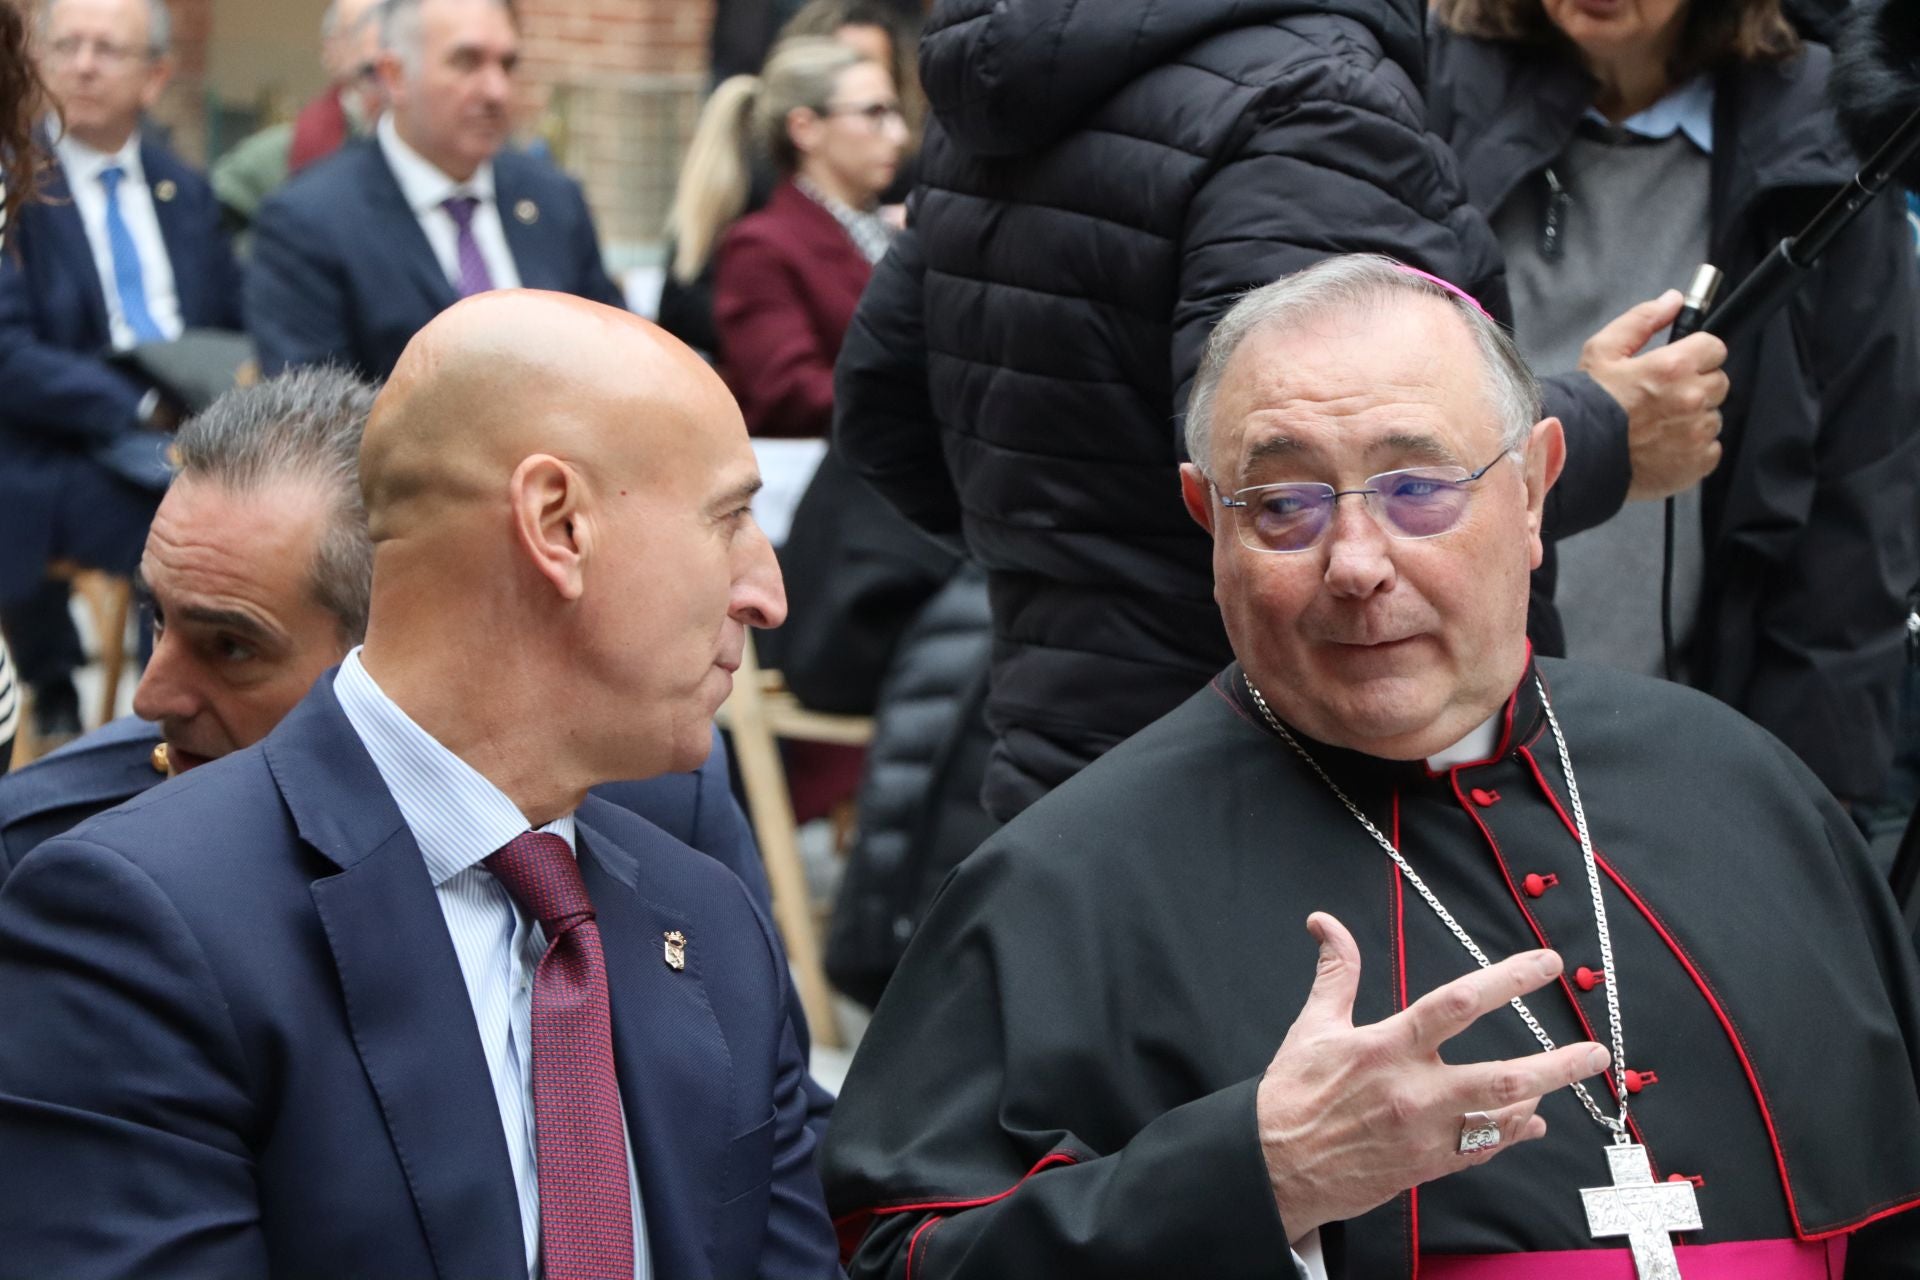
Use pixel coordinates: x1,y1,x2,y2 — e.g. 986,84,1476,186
154,179,177,203
663,930,687,971
514,198,539,225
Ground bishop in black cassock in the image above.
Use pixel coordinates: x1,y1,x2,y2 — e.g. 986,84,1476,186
822,257,1920,1278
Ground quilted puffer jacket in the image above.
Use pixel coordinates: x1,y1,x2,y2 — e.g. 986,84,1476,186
835,0,1630,819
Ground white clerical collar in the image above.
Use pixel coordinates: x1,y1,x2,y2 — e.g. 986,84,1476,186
52,125,144,189
377,112,497,217
1425,713,1501,771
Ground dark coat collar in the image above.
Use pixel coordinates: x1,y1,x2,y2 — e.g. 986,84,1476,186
761,178,869,262
1220,647,1547,794
1430,31,1857,227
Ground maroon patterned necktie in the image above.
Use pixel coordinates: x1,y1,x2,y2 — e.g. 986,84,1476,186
485,831,635,1280
442,194,496,298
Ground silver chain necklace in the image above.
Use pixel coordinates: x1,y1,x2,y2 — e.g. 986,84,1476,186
1245,674,1630,1143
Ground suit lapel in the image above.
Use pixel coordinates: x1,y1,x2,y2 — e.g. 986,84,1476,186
578,820,734,1280
360,143,459,313
37,159,111,345
140,138,198,324
493,157,555,291
266,685,525,1280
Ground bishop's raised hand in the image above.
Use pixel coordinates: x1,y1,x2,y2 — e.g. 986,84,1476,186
1256,911,1612,1243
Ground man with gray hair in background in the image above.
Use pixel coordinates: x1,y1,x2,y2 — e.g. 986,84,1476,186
825,254,1920,1276
246,0,625,380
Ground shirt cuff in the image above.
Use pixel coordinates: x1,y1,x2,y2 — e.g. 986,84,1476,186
1292,1228,1327,1280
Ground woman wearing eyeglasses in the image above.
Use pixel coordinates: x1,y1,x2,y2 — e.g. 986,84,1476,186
683,37,909,438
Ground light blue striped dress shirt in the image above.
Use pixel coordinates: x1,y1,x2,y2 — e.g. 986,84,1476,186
334,650,650,1279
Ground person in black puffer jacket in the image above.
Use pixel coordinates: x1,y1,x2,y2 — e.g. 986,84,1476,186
835,0,1725,821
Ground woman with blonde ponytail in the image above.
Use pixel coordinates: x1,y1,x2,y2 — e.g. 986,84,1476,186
706,36,908,438
664,73,762,297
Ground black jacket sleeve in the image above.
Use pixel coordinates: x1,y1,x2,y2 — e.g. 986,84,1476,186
822,842,1296,1279
1538,371,1630,540
833,227,965,544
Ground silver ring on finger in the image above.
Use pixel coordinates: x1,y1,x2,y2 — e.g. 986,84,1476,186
1457,1111,1502,1155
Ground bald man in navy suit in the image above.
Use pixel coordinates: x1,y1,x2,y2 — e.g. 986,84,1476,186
0,295,839,1277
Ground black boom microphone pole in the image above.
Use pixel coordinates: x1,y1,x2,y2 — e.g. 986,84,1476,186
1701,104,1920,343
1704,0,1920,341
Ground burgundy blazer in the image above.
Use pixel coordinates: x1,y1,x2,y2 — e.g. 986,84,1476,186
713,179,873,438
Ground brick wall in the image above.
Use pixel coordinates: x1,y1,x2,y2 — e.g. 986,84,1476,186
517,0,714,262
157,0,212,166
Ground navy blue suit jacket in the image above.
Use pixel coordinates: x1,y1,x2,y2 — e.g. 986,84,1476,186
0,715,837,1138
0,685,839,1278
0,133,242,449
247,139,625,380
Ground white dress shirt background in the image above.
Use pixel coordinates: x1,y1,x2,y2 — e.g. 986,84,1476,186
51,128,184,351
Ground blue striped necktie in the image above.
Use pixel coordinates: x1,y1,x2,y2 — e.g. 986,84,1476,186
98,164,166,344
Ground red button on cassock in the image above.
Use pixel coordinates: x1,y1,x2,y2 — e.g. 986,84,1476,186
1470,788,1500,807
1625,1069,1659,1094
1523,873,1559,898
1575,966,1604,992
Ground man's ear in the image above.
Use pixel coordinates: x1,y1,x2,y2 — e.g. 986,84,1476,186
509,454,587,601
1179,462,1216,534
375,49,406,106
140,55,175,112
786,106,825,159
1524,417,1566,571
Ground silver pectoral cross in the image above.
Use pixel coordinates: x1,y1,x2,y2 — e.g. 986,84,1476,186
1581,1143,1703,1279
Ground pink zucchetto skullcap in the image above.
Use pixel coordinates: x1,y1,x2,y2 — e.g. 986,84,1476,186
1386,261,1494,323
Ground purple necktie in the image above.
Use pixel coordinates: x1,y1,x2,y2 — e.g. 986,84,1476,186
442,194,495,298
486,831,635,1280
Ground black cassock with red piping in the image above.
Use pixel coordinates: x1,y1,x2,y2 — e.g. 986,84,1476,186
823,658,1920,1277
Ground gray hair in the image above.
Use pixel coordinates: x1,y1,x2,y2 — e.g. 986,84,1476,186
381,0,515,72
41,0,171,56
172,368,379,645
1183,254,1541,473
322,0,386,41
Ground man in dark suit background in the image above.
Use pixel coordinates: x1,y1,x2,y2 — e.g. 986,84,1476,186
247,0,625,381
0,0,241,745
0,291,838,1276
0,364,832,1137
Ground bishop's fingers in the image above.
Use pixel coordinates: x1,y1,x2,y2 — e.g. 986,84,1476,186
1449,1042,1613,1120
1397,950,1564,1055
